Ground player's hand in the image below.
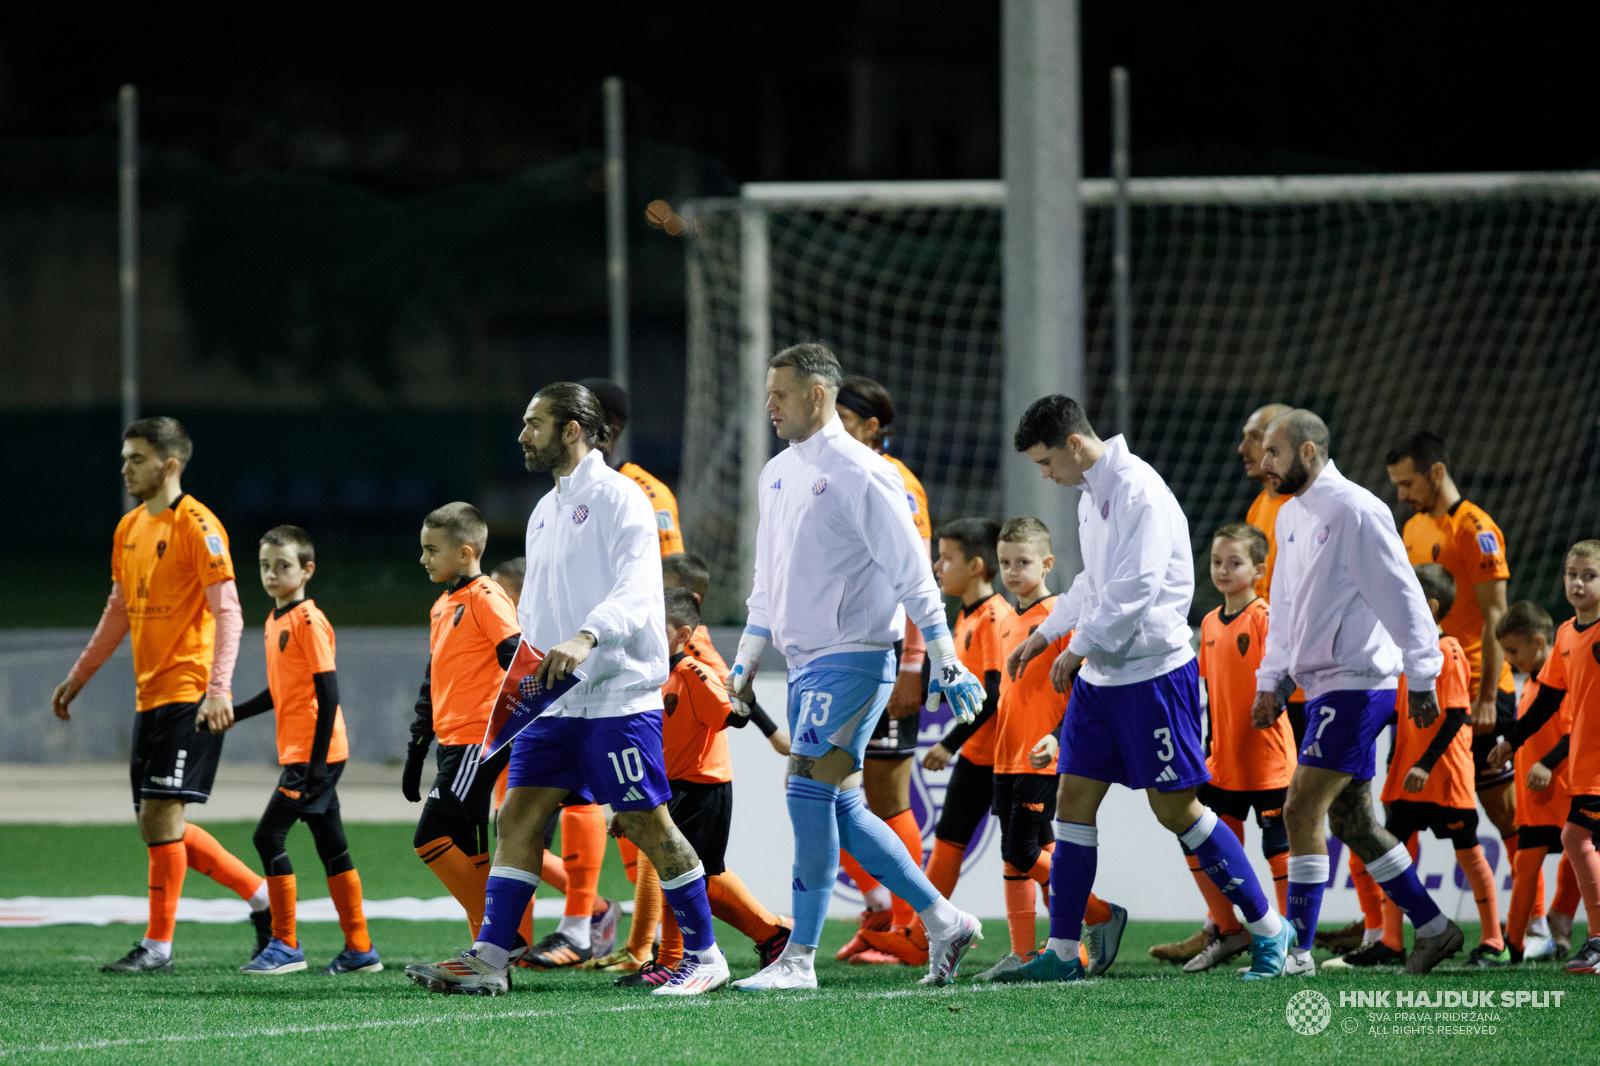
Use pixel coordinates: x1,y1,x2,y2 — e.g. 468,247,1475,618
928,658,984,725
401,746,428,802
922,743,954,771
197,694,234,733
51,676,83,721
306,762,329,794
536,631,595,684
1006,631,1049,682
1029,734,1059,770
1487,739,1513,768
1403,766,1429,793
887,670,923,720
1470,696,1498,736
1049,651,1084,695
1407,689,1440,730
1527,762,1553,792
1250,691,1280,730
768,729,791,757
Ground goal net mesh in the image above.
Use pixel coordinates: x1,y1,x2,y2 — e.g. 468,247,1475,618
682,182,1600,625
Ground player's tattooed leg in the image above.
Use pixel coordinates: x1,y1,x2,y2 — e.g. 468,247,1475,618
1327,780,1402,864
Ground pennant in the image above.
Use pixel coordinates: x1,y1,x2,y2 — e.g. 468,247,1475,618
481,640,582,758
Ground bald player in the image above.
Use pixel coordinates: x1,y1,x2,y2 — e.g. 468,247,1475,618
1240,403,1293,602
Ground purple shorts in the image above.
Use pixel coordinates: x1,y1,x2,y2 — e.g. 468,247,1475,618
1297,688,1397,781
505,709,671,811
1057,657,1209,792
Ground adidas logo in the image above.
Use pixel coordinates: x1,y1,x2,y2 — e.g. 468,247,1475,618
622,786,644,803
793,877,807,891
771,479,781,490
1305,741,1323,758
680,925,697,936
798,729,819,745
1225,877,1244,892
427,787,440,799
1155,765,1178,784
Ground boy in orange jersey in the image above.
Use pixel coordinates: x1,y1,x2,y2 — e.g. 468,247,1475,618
1327,564,1496,968
1158,524,1296,974
1493,541,1600,972
609,588,793,987
223,526,379,975
971,518,1125,980
1488,602,1571,961
53,417,269,973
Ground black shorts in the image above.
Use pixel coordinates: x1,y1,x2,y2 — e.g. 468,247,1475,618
1284,701,1307,753
667,779,732,876
1567,794,1600,835
866,641,925,760
1197,783,1286,828
935,758,993,846
1386,799,1480,850
1517,824,1566,852
1471,689,1519,790
271,760,346,816
430,743,509,824
992,772,1057,870
129,699,224,810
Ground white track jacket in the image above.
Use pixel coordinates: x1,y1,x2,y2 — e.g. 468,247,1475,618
747,415,949,669
1036,435,1197,686
1255,460,1442,700
520,448,667,718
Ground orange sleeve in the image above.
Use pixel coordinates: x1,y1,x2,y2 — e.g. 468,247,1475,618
182,515,236,587
1457,514,1510,584
471,585,522,646
980,613,1005,675
686,663,733,732
1537,629,1569,689
110,514,128,588
302,613,338,673
1439,645,1472,710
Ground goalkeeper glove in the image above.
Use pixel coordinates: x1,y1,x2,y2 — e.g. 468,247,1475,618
725,628,768,708
925,634,984,725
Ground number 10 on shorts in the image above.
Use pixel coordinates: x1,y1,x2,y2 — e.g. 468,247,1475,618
606,746,646,783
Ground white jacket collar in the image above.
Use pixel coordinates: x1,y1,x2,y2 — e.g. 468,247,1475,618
790,413,847,458
557,447,607,497
1298,458,1343,501
1080,434,1130,497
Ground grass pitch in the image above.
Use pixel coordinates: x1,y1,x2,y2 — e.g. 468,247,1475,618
1,824,1595,1065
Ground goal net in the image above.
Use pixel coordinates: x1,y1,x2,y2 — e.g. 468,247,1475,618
681,175,1600,626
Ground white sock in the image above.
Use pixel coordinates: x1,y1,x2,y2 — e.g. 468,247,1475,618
556,913,590,949
1363,927,1383,944
472,941,510,970
1529,915,1550,937
140,937,172,960
1416,914,1449,939
1291,946,1312,961
1046,936,1079,962
692,942,726,966
863,884,892,912
247,882,270,913
1244,910,1282,938
917,896,960,935
778,941,816,965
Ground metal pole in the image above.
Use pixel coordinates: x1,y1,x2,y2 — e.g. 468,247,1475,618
737,204,771,612
119,84,139,511
603,76,630,459
1002,0,1083,587
1111,66,1131,442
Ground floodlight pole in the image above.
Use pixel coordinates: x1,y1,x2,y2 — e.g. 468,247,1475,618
1111,66,1131,442
119,84,139,511
603,76,630,460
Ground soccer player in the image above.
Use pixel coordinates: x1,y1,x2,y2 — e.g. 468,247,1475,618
725,344,984,991
1490,541,1600,973
1173,523,1296,974
831,376,935,966
578,377,684,555
222,525,379,975
407,382,728,996
998,396,1291,983
1254,409,1462,976
53,417,269,973
1239,403,1293,603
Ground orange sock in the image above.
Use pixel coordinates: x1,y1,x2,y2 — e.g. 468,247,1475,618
884,810,924,928
839,850,883,897
1506,844,1549,952
1083,891,1112,928
183,824,264,901
1003,868,1038,956
925,839,965,900
1553,853,1582,916
1456,845,1503,950
657,896,685,969
1186,852,1241,935
1381,835,1421,952
1268,851,1290,916
327,869,372,952
145,840,186,943
1559,822,1600,919
619,837,640,885
1220,813,1245,843
540,851,568,895
416,836,489,938
627,853,663,960
1349,852,1385,931
561,804,606,920
267,873,297,946
707,871,782,942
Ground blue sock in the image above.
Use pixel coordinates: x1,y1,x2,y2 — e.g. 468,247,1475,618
1367,842,1443,929
1180,810,1271,925
787,777,841,948
834,788,938,913
1049,820,1097,943
478,866,539,951
659,863,717,955
1286,854,1329,951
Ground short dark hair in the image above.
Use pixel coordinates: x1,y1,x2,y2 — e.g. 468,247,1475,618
1213,522,1269,565
837,376,896,447
662,552,710,599
1273,408,1332,459
576,378,630,432
1013,395,1095,452
534,382,612,448
490,556,526,586
1413,562,1456,618
1496,600,1554,642
260,524,315,566
769,343,843,389
1386,430,1450,473
935,517,1002,581
123,416,193,468
424,501,488,554
998,516,1052,552
664,585,701,631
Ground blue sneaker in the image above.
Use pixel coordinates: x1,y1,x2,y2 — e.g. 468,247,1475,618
240,938,307,974
1083,902,1128,976
325,946,383,974
1239,921,1295,981
992,948,1086,983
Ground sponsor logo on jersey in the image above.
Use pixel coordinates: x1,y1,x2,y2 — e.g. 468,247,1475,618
812,477,828,496
656,509,674,531
572,504,589,524
1477,531,1499,555
205,534,224,556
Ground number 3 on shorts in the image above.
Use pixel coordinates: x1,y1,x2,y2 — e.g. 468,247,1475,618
606,746,645,783
1153,727,1174,763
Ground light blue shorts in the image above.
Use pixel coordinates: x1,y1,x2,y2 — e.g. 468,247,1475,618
786,650,896,770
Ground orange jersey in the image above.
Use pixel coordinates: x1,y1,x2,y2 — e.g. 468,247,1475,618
620,462,684,556
427,575,521,746
1401,501,1514,695
995,597,1071,775
1246,489,1290,603
1513,671,1574,828
1537,618,1600,796
952,593,1006,765
263,599,348,765
1383,635,1474,807
685,625,730,678
882,454,932,540
111,495,236,711
661,652,733,783
1199,599,1294,791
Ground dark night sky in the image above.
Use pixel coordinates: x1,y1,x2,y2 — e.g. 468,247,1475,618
3,1,1598,191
